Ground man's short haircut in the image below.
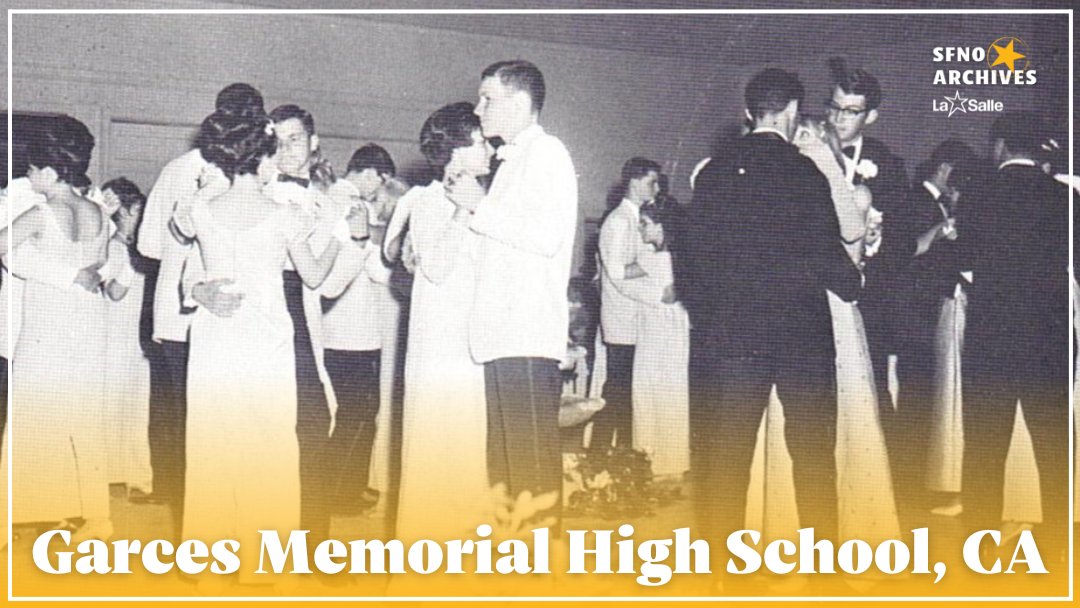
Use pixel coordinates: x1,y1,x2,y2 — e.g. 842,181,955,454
828,57,882,110
621,157,662,186
745,68,805,119
915,139,975,183
990,112,1046,157
481,60,546,114
930,139,975,169
346,143,396,178
269,104,316,136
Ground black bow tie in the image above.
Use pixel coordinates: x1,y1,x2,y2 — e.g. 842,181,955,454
842,145,857,159
278,174,310,188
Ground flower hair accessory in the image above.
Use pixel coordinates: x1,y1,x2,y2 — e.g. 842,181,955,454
84,185,108,209
855,158,878,180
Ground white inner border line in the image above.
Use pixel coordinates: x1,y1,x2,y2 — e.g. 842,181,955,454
1070,5,1076,603
5,5,1075,603
6,5,13,602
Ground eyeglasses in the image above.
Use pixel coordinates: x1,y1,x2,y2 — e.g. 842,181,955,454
825,101,869,119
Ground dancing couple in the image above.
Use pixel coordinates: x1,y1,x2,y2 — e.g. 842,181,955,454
392,60,578,539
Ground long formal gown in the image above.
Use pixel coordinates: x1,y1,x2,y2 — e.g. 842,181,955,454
927,284,966,493
746,131,901,542
368,246,402,502
630,247,690,479
394,182,489,541
182,197,304,568
10,201,110,524
101,236,153,493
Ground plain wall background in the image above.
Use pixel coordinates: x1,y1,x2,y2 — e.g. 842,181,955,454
5,6,1071,272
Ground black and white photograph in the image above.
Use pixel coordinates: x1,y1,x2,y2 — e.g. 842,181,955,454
0,2,1074,600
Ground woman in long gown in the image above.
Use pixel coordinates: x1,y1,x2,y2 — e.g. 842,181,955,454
174,111,351,583
0,116,113,541
629,203,690,479
794,120,901,543
392,102,491,541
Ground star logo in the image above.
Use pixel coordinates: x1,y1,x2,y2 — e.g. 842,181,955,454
988,36,1031,72
943,90,968,117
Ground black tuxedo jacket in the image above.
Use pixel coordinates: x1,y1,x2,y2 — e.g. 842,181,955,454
907,185,964,303
852,136,914,297
959,164,1069,377
894,185,964,352
674,132,863,361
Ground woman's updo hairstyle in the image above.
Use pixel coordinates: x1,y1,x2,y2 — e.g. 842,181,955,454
26,115,95,189
215,82,266,120
198,111,277,181
419,102,481,172
102,176,146,211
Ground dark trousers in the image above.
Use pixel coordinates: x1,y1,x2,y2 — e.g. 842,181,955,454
149,339,188,510
284,271,332,542
690,337,839,548
324,348,381,506
889,298,940,527
592,343,634,449
485,357,562,508
962,356,1069,558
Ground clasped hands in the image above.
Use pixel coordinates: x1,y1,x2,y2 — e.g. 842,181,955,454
344,204,370,242
73,261,106,294
444,172,484,215
624,261,678,304
938,217,958,241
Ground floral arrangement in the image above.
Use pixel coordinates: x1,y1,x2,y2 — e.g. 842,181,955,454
563,447,671,520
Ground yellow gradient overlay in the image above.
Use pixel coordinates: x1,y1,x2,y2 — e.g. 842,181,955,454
3,529,1072,599
5,385,1072,601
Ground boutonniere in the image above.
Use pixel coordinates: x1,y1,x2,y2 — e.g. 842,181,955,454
495,143,521,162
855,158,879,181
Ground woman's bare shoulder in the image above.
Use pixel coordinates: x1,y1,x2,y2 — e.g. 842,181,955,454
72,195,106,235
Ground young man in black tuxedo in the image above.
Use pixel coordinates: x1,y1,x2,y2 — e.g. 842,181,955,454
674,68,862,563
960,113,1069,565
